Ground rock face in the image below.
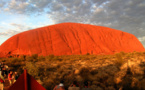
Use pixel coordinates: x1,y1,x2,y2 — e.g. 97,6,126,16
0,23,144,57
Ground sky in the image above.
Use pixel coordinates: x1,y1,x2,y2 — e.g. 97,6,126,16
0,0,145,47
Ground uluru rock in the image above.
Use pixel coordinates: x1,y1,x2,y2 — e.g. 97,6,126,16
0,23,144,57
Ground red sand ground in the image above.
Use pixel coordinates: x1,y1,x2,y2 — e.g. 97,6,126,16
0,23,144,57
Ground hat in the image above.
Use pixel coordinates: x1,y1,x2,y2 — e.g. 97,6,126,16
59,83,64,87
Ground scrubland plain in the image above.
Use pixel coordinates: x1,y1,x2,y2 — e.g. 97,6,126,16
1,51,145,90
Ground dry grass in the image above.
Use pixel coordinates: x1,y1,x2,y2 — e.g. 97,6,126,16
1,51,145,89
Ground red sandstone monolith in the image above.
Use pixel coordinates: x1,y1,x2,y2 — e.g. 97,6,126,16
0,23,144,57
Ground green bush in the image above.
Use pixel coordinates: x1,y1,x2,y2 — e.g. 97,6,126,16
120,51,126,56
1,52,145,90
38,56,45,61
31,54,38,59
79,67,90,80
86,53,90,55
114,53,126,67
25,62,39,78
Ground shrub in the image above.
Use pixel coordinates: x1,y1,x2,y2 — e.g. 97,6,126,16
79,67,90,79
25,56,33,62
25,62,39,78
86,53,90,55
20,55,26,61
142,52,145,55
31,54,38,59
45,54,55,61
114,53,126,67
43,78,55,90
0,52,144,89
8,57,22,67
38,56,45,61
120,51,126,56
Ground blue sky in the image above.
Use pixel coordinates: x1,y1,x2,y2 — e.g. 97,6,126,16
0,0,145,47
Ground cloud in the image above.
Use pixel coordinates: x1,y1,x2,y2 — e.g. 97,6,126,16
138,36,145,42
0,0,145,40
48,0,145,35
29,0,52,9
5,0,30,14
1,0,52,14
10,23,32,30
138,36,145,47
0,30,21,36
0,1,5,7
0,22,32,37
0,20,54,38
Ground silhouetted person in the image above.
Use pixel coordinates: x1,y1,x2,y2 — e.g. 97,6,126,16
82,81,92,90
2,68,8,78
14,72,19,83
8,71,13,86
53,80,65,90
68,81,80,90
0,73,5,90
0,62,3,75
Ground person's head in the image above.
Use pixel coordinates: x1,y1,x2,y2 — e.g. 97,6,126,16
84,81,88,87
10,71,13,74
73,81,77,85
60,80,64,84
72,81,79,87
15,72,17,75
59,80,64,87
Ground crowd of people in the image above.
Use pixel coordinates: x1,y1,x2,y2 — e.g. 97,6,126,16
0,62,19,90
0,61,131,90
53,80,92,90
0,61,92,90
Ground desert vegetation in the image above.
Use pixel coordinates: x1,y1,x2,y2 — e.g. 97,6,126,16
1,51,145,90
